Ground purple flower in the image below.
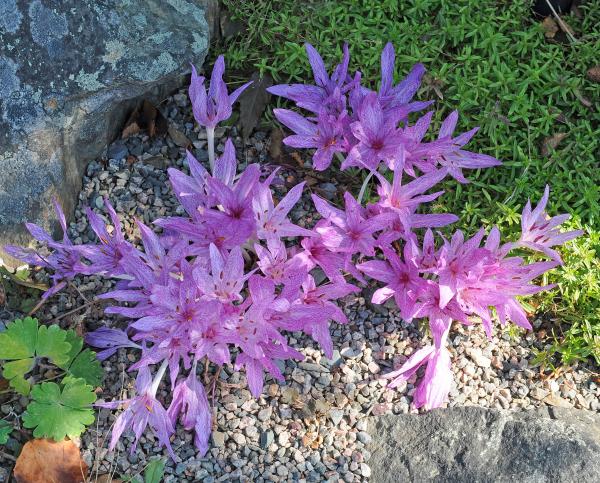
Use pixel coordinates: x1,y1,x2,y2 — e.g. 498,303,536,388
81,198,140,277
357,244,424,319
273,109,347,171
167,367,212,455
202,164,261,242
85,327,141,361
342,93,406,170
189,56,251,129
97,363,176,460
194,244,251,303
168,150,209,215
378,42,431,118
518,185,582,263
385,344,453,410
267,43,353,114
253,182,314,241
312,192,394,256
4,198,88,298
292,275,358,357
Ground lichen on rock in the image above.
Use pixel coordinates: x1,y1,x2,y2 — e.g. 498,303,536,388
0,0,210,266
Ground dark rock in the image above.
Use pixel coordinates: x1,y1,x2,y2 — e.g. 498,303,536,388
0,0,210,265
107,141,129,161
367,407,600,482
260,429,274,449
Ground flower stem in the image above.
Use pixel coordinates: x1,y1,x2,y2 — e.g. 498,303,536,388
150,360,169,396
358,170,375,204
207,126,215,172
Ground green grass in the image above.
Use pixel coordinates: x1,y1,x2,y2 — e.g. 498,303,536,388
219,0,600,366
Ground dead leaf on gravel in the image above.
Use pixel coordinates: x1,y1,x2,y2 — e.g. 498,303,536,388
290,152,304,167
269,127,284,163
122,100,167,139
239,72,273,141
586,66,600,83
541,17,559,38
14,439,87,483
168,125,191,148
96,475,123,483
541,132,568,156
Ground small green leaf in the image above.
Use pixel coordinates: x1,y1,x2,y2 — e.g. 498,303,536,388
36,325,71,367
67,349,103,387
58,330,103,387
22,378,97,441
145,458,166,483
0,317,38,360
0,420,13,444
57,330,84,370
3,358,35,395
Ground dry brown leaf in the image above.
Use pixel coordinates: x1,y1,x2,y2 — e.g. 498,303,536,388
168,125,191,148
541,132,568,156
14,439,88,483
96,475,123,483
541,17,559,38
586,66,600,83
239,72,273,141
122,100,167,139
304,176,318,187
290,152,304,167
556,17,575,38
269,127,284,163
121,118,141,139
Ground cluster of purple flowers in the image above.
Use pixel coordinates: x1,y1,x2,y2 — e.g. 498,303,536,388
4,43,581,460
5,55,358,459
267,42,581,409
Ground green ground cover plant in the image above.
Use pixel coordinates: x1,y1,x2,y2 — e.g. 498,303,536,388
220,0,600,366
0,318,99,442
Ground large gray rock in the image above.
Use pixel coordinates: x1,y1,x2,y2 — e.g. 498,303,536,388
0,0,210,265
368,407,600,482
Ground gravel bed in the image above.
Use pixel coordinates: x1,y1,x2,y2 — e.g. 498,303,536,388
0,88,598,483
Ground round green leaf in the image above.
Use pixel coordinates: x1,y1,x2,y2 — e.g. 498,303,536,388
22,378,97,441
0,317,38,360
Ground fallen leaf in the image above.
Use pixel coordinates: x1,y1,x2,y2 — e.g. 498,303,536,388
541,132,568,156
14,439,88,483
586,65,600,83
121,118,140,139
238,72,273,141
304,176,318,187
573,88,592,108
281,387,300,405
168,125,191,148
220,10,245,39
541,17,559,38
290,152,304,167
122,100,167,139
556,17,575,38
269,127,284,163
96,476,123,483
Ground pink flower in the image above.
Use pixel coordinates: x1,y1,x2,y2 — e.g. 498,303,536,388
97,363,176,460
518,185,583,263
